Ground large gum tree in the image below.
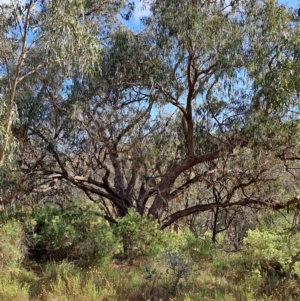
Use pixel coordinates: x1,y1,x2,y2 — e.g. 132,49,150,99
9,0,300,229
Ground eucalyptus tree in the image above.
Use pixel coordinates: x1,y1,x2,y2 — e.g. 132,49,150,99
19,26,166,218
141,0,300,227
16,0,300,229
0,0,133,167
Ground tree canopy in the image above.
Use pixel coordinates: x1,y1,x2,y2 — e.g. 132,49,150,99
1,0,300,229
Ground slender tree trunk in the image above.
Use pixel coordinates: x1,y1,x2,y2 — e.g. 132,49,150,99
0,82,17,166
0,2,34,166
212,207,219,243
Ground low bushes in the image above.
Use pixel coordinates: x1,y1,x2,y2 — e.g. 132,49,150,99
28,203,118,264
1,203,300,300
243,224,300,278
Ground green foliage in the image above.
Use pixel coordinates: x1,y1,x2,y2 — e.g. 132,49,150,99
0,220,25,268
0,219,36,301
179,230,216,261
114,209,170,260
0,213,294,301
30,203,118,264
243,225,300,277
2,0,300,299
0,276,30,301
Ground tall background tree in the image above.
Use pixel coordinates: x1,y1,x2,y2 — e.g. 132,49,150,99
0,0,134,207
0,0,134,166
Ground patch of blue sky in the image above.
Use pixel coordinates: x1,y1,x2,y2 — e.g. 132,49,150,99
121,0,151,32
278,0,299,8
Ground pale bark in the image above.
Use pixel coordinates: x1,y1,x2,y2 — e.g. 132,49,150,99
0,1,35,166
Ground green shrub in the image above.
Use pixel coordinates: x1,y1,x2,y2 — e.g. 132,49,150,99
243,228,300,277
114,209,170,260
179,229,216,261
29,203,119,264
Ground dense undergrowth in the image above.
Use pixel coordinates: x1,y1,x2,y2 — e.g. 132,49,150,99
1,202,300,301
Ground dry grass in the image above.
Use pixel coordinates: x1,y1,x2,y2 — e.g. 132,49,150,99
1,252,300,301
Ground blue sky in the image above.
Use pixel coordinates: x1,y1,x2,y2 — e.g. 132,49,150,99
278,0,299,6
